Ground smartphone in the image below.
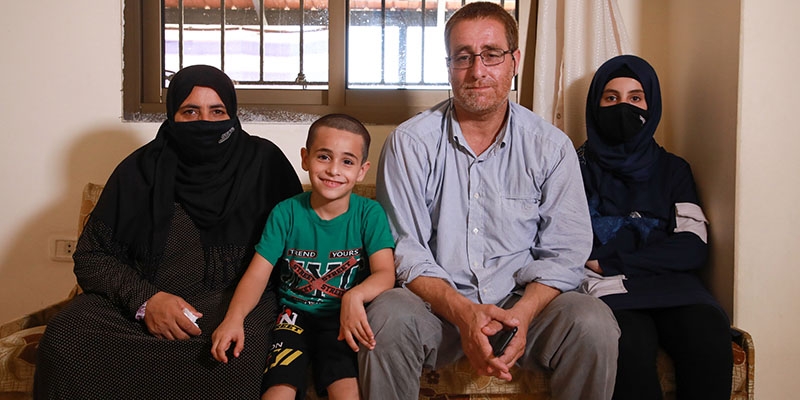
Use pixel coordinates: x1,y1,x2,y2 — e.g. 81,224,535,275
489,326,518,356
488,292,521,356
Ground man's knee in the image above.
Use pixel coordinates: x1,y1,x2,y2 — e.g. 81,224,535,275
544,292,620,352
366,288,429,343
360,288,434,379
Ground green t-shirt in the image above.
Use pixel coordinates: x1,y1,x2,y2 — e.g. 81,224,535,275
255,191,395,315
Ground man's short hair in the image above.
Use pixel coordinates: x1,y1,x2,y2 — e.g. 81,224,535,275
444,2,519,55
306,113,371,163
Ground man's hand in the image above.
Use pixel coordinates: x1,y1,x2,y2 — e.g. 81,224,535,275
480,310,528,378
143,291,202,340
407,278,562,382
457,303,520,381
480,283,561,376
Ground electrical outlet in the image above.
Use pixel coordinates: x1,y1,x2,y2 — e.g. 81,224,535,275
51,237,77,262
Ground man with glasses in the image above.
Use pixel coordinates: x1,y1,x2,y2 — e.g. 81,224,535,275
360,2,620,400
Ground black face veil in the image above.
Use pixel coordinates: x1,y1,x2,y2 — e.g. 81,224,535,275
584,55,663,181
90,65,269,271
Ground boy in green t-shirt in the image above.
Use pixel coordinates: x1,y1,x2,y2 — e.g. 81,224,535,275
211,114,396,400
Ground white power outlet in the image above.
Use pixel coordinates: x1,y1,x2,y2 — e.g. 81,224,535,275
51,237,77,262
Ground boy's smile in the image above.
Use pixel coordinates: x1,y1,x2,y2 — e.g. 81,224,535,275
301,126,370,219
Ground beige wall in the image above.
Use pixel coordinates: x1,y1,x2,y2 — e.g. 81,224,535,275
616,0,740,318
620,0,800,397
618,0,800,400
737,0,800,397
1,0,798,397
0,1,132,320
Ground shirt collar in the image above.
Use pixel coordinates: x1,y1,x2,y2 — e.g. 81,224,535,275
446,100,511,158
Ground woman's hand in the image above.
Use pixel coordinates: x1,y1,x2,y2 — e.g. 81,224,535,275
143,291,202,340
585,259,603,274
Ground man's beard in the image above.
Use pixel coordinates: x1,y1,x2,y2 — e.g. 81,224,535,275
454,78,511,116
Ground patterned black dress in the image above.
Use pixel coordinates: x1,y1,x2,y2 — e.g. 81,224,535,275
35,205,277,399
34,65,302,400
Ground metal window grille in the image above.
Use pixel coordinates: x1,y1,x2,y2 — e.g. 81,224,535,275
162,0,329,88
161,1,517,90
346,0,517,89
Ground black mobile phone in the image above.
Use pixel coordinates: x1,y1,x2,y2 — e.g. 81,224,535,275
489,292,521,356
489,326,518,356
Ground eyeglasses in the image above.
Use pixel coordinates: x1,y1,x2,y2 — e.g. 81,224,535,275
446,49,515,69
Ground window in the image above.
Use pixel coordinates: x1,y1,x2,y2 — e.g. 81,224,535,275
123,1,518,124
162,1,331,88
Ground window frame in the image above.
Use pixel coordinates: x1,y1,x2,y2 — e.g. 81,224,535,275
123,1,459,124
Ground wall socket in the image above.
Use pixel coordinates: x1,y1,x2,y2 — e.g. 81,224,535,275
51,237,77,262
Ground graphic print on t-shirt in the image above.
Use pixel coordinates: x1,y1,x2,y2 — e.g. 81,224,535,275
290,255,359,298
279,247,366,313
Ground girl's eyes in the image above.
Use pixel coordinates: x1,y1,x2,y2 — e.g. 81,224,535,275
602,94,644,104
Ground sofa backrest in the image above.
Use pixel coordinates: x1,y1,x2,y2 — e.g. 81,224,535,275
79,183,105,235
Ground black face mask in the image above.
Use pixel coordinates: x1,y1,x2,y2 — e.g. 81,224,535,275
167,119,237,164
595,103,649,145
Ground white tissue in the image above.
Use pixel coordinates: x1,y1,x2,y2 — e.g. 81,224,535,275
182,307,200,328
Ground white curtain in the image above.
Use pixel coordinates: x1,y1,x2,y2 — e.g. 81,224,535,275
530,0,631,144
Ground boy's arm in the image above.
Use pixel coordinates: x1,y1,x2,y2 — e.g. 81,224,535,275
211,253,274,363
226,252,275,320
349,248,396,303
339,247,395,351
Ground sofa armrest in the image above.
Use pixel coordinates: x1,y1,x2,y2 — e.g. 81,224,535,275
731,326,755,399
0,297,71,339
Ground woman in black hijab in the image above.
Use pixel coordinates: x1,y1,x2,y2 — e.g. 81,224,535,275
579,55,732,399
35,65,302,399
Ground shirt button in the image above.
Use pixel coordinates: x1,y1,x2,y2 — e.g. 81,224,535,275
473,228,479,234
473,193,480,199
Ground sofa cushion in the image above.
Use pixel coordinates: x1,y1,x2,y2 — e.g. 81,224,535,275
419,360,552,399
0,325,45,395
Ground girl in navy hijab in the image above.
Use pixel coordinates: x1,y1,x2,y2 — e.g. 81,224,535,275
579,55,732,399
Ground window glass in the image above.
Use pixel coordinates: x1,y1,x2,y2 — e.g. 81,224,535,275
163,1,516,90
347,2,450,89
163,0,330,88
126,1,519,123
347,1,517,89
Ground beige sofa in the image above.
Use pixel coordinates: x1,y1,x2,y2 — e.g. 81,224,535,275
0,183,755,400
